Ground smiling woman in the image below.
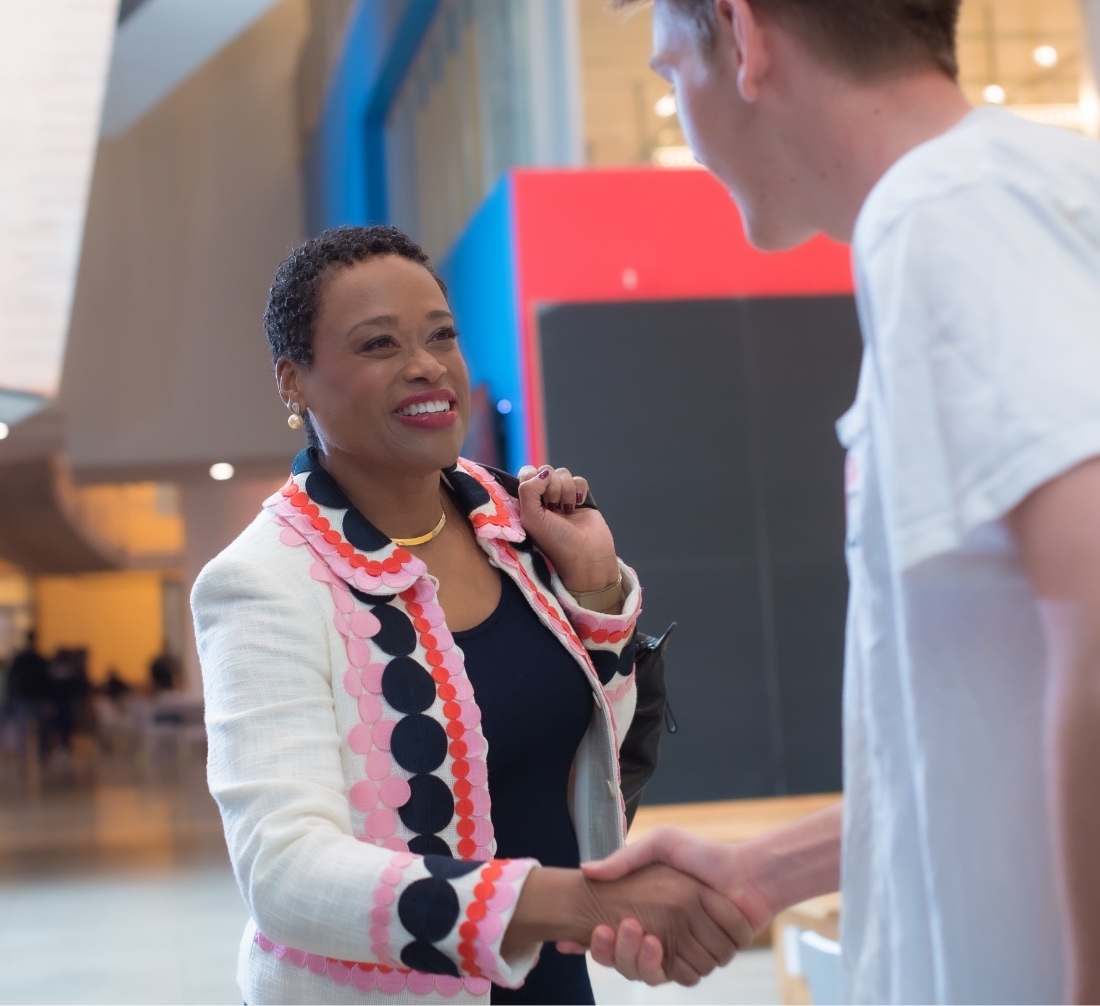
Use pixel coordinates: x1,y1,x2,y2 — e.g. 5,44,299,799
189,225,750,1005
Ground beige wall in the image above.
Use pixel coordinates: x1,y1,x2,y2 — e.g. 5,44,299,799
178,473,285,697
60,0,311,485
50,0,315,695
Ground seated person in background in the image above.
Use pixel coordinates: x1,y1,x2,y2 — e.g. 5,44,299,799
103,668,131,703
149,649,179,691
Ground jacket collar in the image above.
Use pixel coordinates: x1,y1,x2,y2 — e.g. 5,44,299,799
265,449,526,594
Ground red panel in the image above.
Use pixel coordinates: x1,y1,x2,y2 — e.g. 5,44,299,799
510,167,854,462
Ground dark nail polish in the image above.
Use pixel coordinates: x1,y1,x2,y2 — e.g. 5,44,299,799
563,503,575,515
576,493,585,504
538,469,551,480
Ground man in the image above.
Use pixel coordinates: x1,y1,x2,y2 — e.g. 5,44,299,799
573,1,1100,1002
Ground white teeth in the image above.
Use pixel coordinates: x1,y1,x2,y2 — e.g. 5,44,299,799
398,400,449,416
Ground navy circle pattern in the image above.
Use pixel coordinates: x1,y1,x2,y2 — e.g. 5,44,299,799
371,604,418,656
391,714,448,774
530,551,555,592
381,657,436,714
303,468,351,510
399,773,455,835
408,833,454,857
397,876,463,977
424,854,480,880
588,649,621,686
444,468,491,513
342,507,391,551
398,877,460,942
349,586,393,606
401,940,461,978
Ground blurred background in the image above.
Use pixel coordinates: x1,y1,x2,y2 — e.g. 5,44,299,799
1,1,1097,1003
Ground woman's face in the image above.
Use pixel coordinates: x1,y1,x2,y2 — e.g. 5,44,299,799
282,254,470,476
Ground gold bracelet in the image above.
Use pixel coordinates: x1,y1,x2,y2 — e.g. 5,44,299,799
567,573,623,611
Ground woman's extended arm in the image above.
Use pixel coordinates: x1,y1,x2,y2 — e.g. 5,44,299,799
195,544,749,987
195,548,539,985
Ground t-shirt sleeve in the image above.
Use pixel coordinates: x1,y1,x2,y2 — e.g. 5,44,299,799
858,179,1100,568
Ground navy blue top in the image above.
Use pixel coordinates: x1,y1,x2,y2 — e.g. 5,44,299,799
454,570,595,1005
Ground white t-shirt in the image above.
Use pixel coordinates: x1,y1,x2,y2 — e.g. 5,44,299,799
840,107,1100,1004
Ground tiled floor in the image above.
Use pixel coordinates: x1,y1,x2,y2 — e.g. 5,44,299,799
0,749,782,1005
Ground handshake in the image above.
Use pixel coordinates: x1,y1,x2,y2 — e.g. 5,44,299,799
503,827,776,987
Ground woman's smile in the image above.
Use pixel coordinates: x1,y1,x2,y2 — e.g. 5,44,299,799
394,389,458,429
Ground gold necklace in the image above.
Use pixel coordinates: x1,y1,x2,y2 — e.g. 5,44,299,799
390,510,446,546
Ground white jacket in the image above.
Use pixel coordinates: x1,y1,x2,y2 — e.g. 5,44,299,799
192,452,641,1004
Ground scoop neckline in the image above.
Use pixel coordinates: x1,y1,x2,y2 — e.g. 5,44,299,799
450,570,513,640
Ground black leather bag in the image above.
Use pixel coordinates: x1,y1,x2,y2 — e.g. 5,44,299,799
478,464,675,828
620,622,676,827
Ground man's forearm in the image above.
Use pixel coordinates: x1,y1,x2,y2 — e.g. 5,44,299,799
1049,645,1100,1004
737,801,843,920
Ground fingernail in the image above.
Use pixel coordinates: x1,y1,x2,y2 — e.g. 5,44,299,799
538,469,551,480
547,502,560,512
576,493,585,504
563,503,575,515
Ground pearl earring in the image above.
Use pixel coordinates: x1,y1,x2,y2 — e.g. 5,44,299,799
287,402,304,430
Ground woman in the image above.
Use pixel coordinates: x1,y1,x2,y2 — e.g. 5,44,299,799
193,226,743,1005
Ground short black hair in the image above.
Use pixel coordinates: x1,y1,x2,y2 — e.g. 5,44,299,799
264,224,447,367
264,225,447,448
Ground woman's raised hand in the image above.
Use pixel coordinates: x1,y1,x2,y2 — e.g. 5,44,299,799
516,465,619,594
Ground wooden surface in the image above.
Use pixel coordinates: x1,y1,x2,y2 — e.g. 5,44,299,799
630,793,840,844
772,894,842,1004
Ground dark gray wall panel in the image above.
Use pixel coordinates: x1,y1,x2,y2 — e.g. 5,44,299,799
537,296,861,803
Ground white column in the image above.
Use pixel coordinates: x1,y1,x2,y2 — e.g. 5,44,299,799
525,0,585,166
178,474,284,698
0,0,116,425
1082,0,1100,137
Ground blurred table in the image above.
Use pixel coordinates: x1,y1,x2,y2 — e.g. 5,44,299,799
631,793,840,844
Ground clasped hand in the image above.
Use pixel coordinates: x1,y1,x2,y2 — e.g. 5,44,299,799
557,827,774,986
568,862,754,987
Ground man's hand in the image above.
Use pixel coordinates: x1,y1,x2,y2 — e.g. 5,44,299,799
501,862,755,987
560,807,844,983
558,828,773,983
578,862,756,986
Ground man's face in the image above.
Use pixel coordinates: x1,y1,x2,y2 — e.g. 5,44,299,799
649,0,813,250
649,2,740,187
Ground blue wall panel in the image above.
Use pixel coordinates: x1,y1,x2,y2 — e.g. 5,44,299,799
437,176,526,474
309,0,440,232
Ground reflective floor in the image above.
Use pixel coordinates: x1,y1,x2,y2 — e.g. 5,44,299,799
0,747,780,1005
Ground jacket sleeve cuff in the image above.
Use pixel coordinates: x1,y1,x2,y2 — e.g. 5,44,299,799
369,853,541,988
556,560,641,650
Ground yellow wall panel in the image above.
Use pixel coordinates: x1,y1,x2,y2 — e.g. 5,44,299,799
34,571,165,687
